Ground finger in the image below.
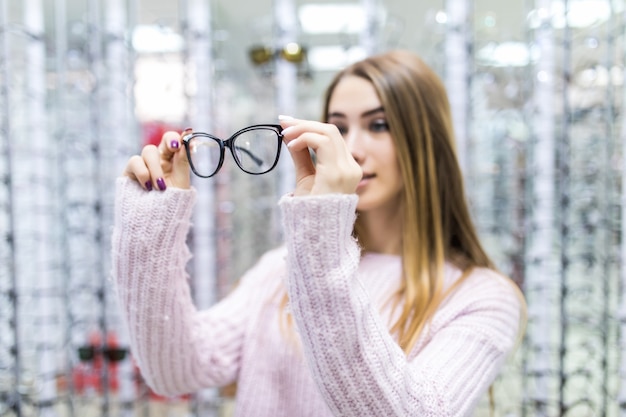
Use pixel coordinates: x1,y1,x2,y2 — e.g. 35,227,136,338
283,123,347,162
167,128,192,189
158,130,185,162
141,144,167,191
284,136,316,179
124,155,154,191
280,121,324,179
278,115,318,144
174,127,192,167
280,120,342,179
282,122,361,195
278,114,298,127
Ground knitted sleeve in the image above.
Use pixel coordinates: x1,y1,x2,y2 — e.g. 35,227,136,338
279,194,522,417
111,177,256,396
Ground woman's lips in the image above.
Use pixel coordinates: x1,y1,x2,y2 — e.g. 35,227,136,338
357,173,375,188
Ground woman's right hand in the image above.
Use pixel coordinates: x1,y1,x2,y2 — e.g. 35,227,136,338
123,128,192,191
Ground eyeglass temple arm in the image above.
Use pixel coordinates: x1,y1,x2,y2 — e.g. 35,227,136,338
233,145,264,166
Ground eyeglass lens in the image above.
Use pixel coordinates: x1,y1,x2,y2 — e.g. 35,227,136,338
187,137,221,178
232,128,280,173
187,127,280,177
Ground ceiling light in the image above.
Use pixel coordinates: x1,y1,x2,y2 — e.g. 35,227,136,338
299,4,366,34
132,25,184,54
476,42,538,67
307,46,367,71
527,0,616,29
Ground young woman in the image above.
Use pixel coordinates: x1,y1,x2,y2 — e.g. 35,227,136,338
113,50,525,416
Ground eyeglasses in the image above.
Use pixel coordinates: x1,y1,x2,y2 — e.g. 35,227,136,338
182,124,284,178
249,43,307,65
78,346,128,362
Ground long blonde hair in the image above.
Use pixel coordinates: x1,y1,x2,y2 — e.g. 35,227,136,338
321,50,504,353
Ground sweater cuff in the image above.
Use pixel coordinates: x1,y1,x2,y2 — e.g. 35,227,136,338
113,177,197,262
279,193,359,263
115,177,196,226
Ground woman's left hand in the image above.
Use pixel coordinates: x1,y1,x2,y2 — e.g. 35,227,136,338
279,117,362,197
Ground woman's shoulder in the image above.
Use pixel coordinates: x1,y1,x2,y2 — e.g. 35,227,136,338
434,263,526,352
443,263,524,311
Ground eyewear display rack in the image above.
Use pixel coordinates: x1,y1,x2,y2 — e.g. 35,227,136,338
0,0,625,416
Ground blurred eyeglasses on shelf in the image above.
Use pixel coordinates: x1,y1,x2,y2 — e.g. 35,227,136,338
248,43,311,79
78,346,128,362
248,43,307,65
183,124,284,178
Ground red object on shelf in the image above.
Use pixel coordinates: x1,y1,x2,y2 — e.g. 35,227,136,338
142,121,182,147
71,329,191,401
72,331,122,394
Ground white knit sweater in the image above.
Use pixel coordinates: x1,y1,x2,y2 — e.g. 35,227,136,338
111,177,522,417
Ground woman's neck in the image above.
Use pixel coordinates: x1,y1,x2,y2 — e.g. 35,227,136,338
357,209,403,255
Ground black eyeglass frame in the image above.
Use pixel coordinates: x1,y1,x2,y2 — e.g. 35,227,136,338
182,124,284,178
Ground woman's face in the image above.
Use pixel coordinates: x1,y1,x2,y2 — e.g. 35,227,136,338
327,75,403,213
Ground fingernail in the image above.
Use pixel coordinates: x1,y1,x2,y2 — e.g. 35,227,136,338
183,127,193,131
144,180,153,191
170,140,180,149
156,178,166,191
281,126,295,135
278,115,294,120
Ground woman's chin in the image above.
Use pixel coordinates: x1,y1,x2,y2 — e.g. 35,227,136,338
355,196,375,212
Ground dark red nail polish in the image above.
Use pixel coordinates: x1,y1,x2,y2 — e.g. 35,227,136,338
156,178,166,191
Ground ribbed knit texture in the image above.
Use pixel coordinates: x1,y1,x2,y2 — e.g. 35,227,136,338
111,176,522,417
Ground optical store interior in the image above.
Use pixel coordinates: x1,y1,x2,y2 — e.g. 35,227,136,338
0,0,625,416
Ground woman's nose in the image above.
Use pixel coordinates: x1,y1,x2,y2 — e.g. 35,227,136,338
344,130,365,162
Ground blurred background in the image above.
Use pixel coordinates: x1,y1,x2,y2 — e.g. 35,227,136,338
0,0,624,416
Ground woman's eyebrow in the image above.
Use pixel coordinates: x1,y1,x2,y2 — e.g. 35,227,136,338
327,111,345,119
327,106,385,120
361,106,385,118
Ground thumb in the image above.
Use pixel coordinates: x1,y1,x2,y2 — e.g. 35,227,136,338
169,130,192,189
168,147,190,189
159,129,191,189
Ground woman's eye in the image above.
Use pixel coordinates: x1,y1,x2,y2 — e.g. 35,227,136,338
335,125,348,136
370,120,389,132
